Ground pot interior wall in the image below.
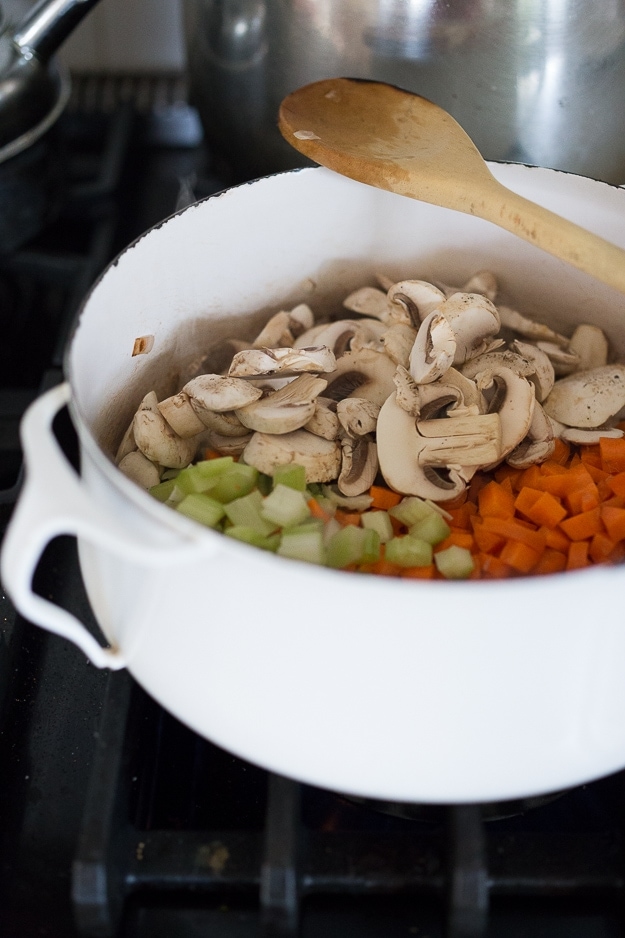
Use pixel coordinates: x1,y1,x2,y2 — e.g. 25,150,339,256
66,165,625,457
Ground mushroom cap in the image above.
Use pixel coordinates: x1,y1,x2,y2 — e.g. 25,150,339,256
387,279,446,325
228,346,336,377
323,348,397,407
475,365,536,459
409,310,456,384
243,429,341,483
342,286,390,321
542,364,625,428
337,437,379,497
438,292,500,365
568,323,609,371
184,374,263,413
235,374,327,434
133,408,198,469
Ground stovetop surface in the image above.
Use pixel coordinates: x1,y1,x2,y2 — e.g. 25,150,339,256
1,82,625,938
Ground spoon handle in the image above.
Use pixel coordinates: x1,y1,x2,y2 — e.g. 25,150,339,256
482,179,625,295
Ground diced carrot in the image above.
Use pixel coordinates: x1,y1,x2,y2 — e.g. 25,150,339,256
560,507,603,541
582,462,610,484
471,520,505,554
532,549,567,575
567,540,590,570
203,448,227,460
308,498,333,522
550,438,571,465
514,486,543,516
437,490,468,511
608,472,625,498
478,553,514,579
368,485,402,510
542,525,571,552
600,436,625,473
516,489,567,528
334,509,361,527
436,530,475,552
478,480,516,518
401,564,437,579
589,532,617,564
602,495,625,510
601,505,625,542
566,487,600,515
480,516,546,553
467,473,490,502
499,539,542,574
519,464,544,491
498,475,515,497
579,445,602,468
540,460,568,477
447,502,477,530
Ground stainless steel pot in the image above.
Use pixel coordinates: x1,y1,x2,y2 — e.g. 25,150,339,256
182,0,625,184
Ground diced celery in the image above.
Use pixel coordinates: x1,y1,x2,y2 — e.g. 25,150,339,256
385,535,433,568
223,490,277,535
209,462,258,503
361,528,381,564
283,519,324,535
176,493,225,529
326,525,368,569
149,478,176,503
361,510,394,543
225,526,280,551
409,512,451,546
261,483,311,527
434,545,475,579
278,528,326,565
272,463,307,492
389,496,436,527
175,457,235,495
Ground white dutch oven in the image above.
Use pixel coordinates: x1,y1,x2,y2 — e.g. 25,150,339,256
3,165,625,805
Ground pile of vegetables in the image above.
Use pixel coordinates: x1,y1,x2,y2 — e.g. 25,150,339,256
149,432,625,579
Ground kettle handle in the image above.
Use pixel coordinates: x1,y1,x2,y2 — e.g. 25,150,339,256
0,382,203,669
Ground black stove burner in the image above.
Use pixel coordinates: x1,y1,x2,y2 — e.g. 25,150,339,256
2,88,625,938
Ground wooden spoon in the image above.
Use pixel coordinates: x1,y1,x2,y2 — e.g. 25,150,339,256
279,78,625,294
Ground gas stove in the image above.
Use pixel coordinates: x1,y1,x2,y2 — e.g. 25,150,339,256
1,76,625,938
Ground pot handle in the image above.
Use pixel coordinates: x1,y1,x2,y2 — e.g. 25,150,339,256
0,382,203,670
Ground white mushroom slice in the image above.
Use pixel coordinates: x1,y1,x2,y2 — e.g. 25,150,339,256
204,431,253,456
338,437,379,497
461,270,498,301
568,324,609,371
438,368,486,414
542,364,625,428
133,397,198,470
381,322,418,367
158,391,207,438
243,429,341,483
462,349,534,382
414,413,503,467
228,346,336,377
510,340,555,401
288,303,315,336
409,310,456,384
560,426,624,444
305,397,340,440
117,450,161,489
235,374,327,434
438,292,500,364
387,279,446,325
348,319,388,352
323,348,397,407
377,395,471,501
506,403,555,468
336,397,380,436
252,311,294,348
115,417,137,464
535,341,581,377
393,365,421,416
296,319,384,358
498,305,569,347
375,271,395,292
184,374,263,415
342,286,390,321
475,366,536,459
191,409,250,437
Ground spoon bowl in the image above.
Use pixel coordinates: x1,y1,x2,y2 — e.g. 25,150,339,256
279,78,625,294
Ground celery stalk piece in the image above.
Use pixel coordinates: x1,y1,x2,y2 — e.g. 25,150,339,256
326,525,369,569
261,483,311,527
434,545,475,579
361,528,381,564
389,496,437,527
223,490,277,536
176,493,225,528
278,528,326,565
209,462,258,503
385,535,433,568
361,510,394,543
149,478,176,503
225,526,280,551
272,463,307,492
175,457,235,495
409,513,451,546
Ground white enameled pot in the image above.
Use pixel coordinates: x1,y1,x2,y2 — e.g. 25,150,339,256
3,165,625,805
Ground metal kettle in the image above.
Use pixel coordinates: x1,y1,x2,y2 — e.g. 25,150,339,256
182,0,625,184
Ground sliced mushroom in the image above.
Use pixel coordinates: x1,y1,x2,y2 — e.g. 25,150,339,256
305,397,340,440
560,426,624,444
567,324,609,371
475,366,536,460
414,413,503,467
295,319,385,357
158,391,207,438
288,303,315,336
228,345,337,378
510,340,555,401
190,409,250,437
337,437,379,496
498,305,569,347
409,310,456,384
381,322,418,367
535,341,580,377
542,364,625,428
323,348,397,407
115,417,137,464
117,450,161,489
462,270,498,301
342,286,389,321
506,402,555,468
235,374,327,434
243,429,341,483
377,394,488,501
133,392,198,469
387,279,446,326
204,431,253,455
438,292,500,364
252,311,294,347
184,374,263,414
336,397,380,436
